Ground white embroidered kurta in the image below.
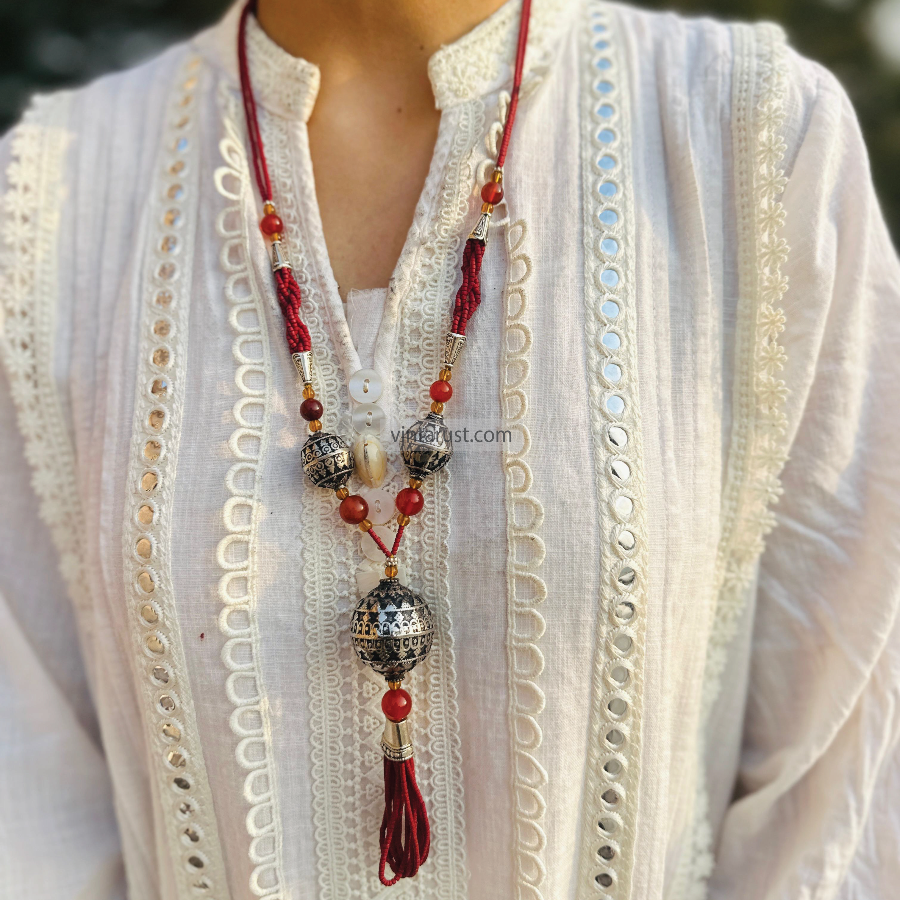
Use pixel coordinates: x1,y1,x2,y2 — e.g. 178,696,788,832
2,1,900,899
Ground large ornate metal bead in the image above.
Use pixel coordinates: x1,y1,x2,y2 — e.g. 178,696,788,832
400,412,453,481
350,578,435,678
301,430,354,491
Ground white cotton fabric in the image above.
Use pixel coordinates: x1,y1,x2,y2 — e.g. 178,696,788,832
1,1,899,899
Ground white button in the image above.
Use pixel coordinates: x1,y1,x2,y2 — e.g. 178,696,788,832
351,403,385,434
348,368,383,403
360,487,395,525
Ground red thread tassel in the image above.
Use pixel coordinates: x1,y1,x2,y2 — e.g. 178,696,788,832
379,756,430,886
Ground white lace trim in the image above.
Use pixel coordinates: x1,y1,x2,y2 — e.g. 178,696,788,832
279,94,474,900
501,219,548,899
122,58,230,898
213,86,289,900
428,0,569,109
0,96,88,625
575,6,650,899
244,13,320,122
674,22,791,900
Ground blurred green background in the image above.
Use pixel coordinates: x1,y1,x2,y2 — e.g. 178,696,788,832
1,0,898,242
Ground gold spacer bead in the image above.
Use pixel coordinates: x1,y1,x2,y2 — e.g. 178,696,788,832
431,401,444,414
408,477,423,489
439,368,452,381
302,384,315,400
309,419,322,432
387,679,402,690
263,202,276,214
492,169,503,184
271,232,282,242
397,514,411,527
335,487,349,500
385,564,398,578
358,519,373,532
481,202,494,214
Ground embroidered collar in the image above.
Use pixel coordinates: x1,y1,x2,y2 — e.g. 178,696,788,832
196,0,574,120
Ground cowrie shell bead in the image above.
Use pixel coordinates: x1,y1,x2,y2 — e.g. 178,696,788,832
353,435,387,488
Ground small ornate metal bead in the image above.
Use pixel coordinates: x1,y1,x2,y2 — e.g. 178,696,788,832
442,333,466,368
301,431,354,490
350,578,435,678
400,412,453,481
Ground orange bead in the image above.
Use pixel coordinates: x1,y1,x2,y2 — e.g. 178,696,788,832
382,688,412,722
339,494,369,524
260,213,284,236
396,487,424,517
430,380,452,403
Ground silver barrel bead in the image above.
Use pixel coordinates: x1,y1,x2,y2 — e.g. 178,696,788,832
350,578,435,678
400,412,453,481
301,431,354,491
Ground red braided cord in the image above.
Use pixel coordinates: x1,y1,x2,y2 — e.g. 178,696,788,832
450,239,486,336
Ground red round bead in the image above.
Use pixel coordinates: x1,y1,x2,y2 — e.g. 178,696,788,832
260,213,284,236
382,688,412,722
430,380,453,403
481,181,503,205
339,494,369,524
300,398,323,421
395,487,424,517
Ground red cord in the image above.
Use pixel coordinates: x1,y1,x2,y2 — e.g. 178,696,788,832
497,0,533,168
238,0,272,202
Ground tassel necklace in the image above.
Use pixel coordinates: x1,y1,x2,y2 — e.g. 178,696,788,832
237,0,533,885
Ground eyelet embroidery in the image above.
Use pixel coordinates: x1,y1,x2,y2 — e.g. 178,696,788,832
502,218,549,899
214,87,288,900
576,6,650,899
122,57,229,898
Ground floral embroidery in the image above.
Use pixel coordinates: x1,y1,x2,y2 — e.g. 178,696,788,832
675,22,792,900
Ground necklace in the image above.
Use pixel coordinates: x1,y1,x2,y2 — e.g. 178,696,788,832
237,0,533,885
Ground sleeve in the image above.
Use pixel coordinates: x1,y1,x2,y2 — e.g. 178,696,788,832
0,110,125,897
708,52,900,898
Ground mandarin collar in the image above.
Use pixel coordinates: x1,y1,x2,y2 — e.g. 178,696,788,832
196,0,575,122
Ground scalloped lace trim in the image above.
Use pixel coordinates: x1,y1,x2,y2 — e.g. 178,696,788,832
501,218,549,899
122,58,230,897
213,85,288,900
575,6,651,899
674,22,792,900
0,96,88,620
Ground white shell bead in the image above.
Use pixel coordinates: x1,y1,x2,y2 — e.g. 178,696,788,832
353,435,387,488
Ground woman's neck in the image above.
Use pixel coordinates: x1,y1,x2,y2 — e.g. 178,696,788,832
256,0,508,81
253,0,508,298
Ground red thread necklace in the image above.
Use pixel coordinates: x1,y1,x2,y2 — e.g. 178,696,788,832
237,0,533,885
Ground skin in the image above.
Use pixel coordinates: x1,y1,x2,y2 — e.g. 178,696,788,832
256,0,506,298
